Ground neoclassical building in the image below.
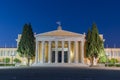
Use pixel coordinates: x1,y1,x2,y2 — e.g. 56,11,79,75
105,48,120,61
0,48,17,63
32,25,107,65
0,25,120,65
15,25,106,65
35,26,85,64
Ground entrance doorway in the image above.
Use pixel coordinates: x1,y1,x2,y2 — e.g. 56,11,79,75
58,51,62,63
52,51,55,63
64,51,68,63
51,48,68,63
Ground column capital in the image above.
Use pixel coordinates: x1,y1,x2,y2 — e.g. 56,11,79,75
55,40,58,42
48,41,51,43
36,39,38,42
42,40,45,42
81,39,85,42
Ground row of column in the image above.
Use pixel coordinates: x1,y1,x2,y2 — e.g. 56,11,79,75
35,40,84,64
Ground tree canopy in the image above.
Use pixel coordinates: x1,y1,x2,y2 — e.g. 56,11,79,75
86,28,91,58
86,23,105,65
17,23,35,65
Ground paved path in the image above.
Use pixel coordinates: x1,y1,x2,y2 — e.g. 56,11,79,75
0,67,120,80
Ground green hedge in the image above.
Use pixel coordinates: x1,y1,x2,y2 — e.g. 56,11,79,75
115,64,120,67
105,58,120,67
105,64,114,67
3,58,10,63
0,64,15,66
105,64,120,67
108,58,118,64
14,58,21,63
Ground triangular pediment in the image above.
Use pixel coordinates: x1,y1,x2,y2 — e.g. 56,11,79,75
36,30,83,37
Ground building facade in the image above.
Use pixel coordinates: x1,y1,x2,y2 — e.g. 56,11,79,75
0,48,17,63
35,26,85,64
105,48,120,61
0,48,25,64
0,25,120,65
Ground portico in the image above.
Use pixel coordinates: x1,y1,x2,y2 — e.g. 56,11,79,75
35,26,85,64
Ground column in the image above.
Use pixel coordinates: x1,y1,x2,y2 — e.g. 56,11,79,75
62,41,64,63
38,42,40,62
35,41,38,64
114,51,115,58
68,41,71,63
48,41,51,63
75,41,78,63
55,41,58,63
81,40,84,64
41,41,45,63
74,41,76,63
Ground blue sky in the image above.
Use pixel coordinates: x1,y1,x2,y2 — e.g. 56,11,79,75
0,0,120,47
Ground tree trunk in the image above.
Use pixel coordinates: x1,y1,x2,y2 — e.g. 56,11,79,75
93,57,97,65
27,58,30,66
90,57,93,66
90,58,93,66
23,55,26,65
90,57,97,66
27,56,30,66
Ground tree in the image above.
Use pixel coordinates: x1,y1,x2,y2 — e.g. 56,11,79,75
98,39,106,64
86,28,91,58
17,23,35,66
86,23,105,65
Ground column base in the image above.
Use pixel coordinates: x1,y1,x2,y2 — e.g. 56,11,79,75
34,62,38,64
55,61,58,63
81,61,84,64
68,61,71,63
75,61,79,64
48,61,51,64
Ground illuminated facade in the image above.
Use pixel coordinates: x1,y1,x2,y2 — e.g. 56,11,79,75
35,26,85,64
1,25,120,65
0,48,17,63
105,48,120,61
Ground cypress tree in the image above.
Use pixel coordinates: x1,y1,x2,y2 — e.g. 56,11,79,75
90,23,100,57
86,23,105,65
17,23,35,66
86,28,91,58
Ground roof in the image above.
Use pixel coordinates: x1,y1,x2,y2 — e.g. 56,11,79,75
36,26,84,37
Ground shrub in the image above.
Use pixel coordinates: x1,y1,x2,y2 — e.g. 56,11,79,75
14,58,21,63
0,64,15,66
115,64,120,67
98,56,107,63
108,64,114,67
108,58,118,64
105,63,115,67
3,58,10,63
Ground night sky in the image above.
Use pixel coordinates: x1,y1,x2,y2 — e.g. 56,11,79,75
0,0,120,48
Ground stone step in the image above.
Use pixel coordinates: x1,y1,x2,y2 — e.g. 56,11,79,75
31,63,88,67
